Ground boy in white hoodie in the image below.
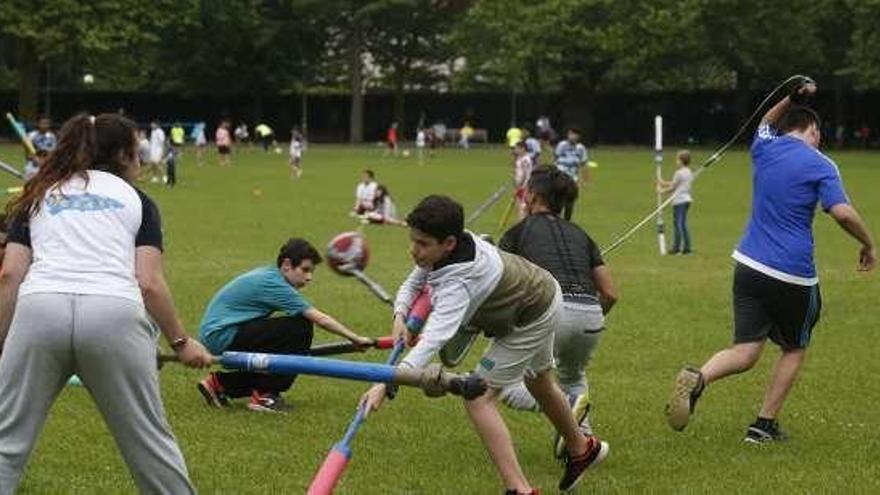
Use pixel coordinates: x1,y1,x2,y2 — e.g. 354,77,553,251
361,195,607,494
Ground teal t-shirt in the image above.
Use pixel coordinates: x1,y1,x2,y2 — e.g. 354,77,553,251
199,265,312,354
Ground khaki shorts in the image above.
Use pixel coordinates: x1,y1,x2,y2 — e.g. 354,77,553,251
474,286,561,387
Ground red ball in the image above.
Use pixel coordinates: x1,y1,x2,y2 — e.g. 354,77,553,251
326,231,370,275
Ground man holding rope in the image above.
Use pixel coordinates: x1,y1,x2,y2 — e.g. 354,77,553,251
666,78,876,443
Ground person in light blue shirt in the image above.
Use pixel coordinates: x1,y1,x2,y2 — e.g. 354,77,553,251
197,238,373,412
554,128,588,220
666,78,876,443
23,116,56,180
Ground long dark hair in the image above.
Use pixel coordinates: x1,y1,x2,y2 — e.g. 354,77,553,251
7,113,138,222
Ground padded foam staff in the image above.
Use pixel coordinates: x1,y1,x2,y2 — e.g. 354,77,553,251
5,113,36,156
0,159,24,180
307,339,406,495
218,351,486,399
156,336,396,369
466,181,512,226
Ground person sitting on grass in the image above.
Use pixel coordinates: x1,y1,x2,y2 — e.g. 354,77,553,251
352,169,378,215
361,195,608,494
361,185,406,226
197,238,374,413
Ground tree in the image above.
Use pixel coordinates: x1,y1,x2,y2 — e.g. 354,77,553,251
0,0,176,121
845,0,880,90
693,0,824,122
454,0,690,142
361,0,465,135
151,0,331,120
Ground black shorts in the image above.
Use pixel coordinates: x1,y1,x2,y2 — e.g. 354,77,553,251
218,145,231,155
733,263,821,349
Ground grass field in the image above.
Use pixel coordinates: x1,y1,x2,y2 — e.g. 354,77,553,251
0,142,878,494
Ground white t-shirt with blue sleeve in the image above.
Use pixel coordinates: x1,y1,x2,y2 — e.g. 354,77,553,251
732,124,849,286
198,265,312,353
554,140,587,181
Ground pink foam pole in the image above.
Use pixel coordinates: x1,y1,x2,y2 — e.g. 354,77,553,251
307,450,350,495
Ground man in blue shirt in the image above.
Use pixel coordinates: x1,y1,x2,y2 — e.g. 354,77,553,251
554,128,588,220
666,78,876,443
23,116,56,180
197,238,373,412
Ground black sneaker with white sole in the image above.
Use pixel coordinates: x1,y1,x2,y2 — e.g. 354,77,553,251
744,419,788,444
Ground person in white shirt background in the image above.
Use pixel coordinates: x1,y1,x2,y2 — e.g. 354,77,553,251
658,150,695,254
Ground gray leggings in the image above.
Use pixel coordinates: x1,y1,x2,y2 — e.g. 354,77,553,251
0,293,195,494
554,301,604,398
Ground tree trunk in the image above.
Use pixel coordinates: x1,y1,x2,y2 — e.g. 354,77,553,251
393,74,405,136
734,71,753,139
833,75,846,128
560,77,596,145
15,38,40,122
348,23,364,143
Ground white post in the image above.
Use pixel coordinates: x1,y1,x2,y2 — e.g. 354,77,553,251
655,115,667,255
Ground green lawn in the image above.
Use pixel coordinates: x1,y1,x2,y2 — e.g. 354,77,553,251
0,142,878,494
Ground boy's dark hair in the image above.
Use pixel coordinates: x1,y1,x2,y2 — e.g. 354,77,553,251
778,105,821,134
527,167,577,216
514,140,527,150
567,127,582,136
363,169,375,179
0,212,7,234
277,238,322,268
406,195,464,241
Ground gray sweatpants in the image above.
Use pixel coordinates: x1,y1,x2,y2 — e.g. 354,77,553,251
554,301,604,399
0,293,195,494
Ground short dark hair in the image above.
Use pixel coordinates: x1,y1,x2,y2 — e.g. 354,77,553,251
527,167,577,215
277,238,322,268
778,105,821,134
363,169,375,179
567,127,581,136
406,195,463,241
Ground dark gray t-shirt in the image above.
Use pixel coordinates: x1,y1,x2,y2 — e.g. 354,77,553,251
499,213,604,299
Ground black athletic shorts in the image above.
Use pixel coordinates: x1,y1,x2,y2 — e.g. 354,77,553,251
218,145,231,155
733,262,822,350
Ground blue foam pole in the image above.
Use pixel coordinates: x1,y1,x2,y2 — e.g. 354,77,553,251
220,351,396,384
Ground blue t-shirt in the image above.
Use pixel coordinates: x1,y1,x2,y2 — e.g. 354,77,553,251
199,265,312,353
733,124,849,284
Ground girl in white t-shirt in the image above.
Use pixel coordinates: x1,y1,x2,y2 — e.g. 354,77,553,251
0,113,213,493
658,149,695,254
363,185,406,226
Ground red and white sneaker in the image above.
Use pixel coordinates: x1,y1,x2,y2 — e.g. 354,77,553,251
197,373,230,408
247,391,291,413
558,435,609,492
